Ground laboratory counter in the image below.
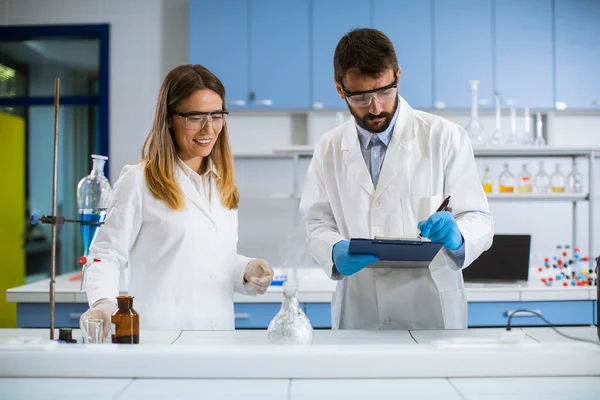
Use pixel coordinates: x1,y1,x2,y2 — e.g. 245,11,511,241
0,327,599,399
6,270,599,329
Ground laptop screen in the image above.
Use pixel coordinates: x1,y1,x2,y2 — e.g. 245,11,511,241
462,234,531,283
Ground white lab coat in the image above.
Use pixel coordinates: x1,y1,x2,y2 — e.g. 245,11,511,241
300,96,493,330
84,161,254,331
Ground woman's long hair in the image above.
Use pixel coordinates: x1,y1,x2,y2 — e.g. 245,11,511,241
141,64,239,210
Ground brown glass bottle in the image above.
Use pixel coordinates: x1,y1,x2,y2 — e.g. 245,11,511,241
111,296,139,344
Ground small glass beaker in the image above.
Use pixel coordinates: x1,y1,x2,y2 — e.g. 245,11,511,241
82,318,104,344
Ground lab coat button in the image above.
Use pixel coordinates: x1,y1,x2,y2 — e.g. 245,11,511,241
209,274,217,280
373,200,380,208
208,224,216,232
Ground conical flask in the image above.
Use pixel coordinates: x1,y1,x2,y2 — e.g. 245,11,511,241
267,281,314,345
464,80,486,146
77,155,112,257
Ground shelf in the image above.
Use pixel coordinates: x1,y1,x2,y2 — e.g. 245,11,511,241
486,193,589,202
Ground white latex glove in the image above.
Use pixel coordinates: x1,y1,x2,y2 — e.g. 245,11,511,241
244,258,273,294
79,298,116,340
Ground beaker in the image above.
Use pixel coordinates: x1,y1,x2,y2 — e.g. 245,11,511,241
521,107,534,145
550,163,566,192
498,163,515,193
482,166,493,193
464,80,486,146
488,93,504,145
567,160,583,193
517,164,533,193
534,161,550,193
82,318,104,344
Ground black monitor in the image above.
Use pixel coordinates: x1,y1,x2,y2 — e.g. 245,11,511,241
463,234,531,283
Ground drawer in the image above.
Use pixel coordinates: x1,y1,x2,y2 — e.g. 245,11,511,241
17,303,89,328
468,301,594,327
594,301,598,325
233,303,282,329
304,303,332,328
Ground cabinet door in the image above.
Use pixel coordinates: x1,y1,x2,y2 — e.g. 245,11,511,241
494,0,553,109
249,0,310,109
433,0,493,109
189,0,249,109
312,0,370,110
555,0,600,110
373,0,433,109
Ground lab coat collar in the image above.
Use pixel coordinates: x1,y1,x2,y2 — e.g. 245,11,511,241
175,158,216,224
340,96,416,198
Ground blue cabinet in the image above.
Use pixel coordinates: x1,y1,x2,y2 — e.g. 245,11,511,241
373,0,433,109
189,0,249,110
494,0,553,109
433,0,493,109
468,301,594,328
311,0,370,110
249,0,310,109
304,303,332,328
554,0,600,110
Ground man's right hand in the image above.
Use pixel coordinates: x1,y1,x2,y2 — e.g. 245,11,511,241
79,298,117,340
332,240,379,276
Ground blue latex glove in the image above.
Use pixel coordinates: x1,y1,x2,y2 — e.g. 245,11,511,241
332,240,379,276
417,211,463,251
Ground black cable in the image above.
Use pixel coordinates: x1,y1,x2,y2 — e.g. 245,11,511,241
506,309,600,346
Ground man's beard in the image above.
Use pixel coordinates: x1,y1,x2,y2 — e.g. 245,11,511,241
349,96,398,133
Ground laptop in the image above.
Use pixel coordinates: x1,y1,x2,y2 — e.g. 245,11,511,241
462,234,531,283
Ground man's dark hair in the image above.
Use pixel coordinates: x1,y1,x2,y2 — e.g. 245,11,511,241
333,28,398,85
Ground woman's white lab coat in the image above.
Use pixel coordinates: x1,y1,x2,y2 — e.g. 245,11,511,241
84,161,254,330
300,96,493,330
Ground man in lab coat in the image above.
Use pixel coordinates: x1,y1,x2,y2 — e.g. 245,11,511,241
299,28,493,330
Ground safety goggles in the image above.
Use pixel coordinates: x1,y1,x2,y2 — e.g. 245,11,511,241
173,110,229,131
341,75,398,107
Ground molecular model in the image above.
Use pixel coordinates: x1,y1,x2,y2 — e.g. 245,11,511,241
534,246,598,287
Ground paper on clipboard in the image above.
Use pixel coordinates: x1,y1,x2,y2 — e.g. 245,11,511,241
348,237,444,269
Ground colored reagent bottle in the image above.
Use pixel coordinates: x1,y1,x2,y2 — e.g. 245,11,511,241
112,296,139,344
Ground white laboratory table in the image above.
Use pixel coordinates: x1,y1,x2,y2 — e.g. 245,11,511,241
0,328,599,399
6,269,599,328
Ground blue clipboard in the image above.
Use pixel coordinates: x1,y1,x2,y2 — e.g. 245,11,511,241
348,237,444,268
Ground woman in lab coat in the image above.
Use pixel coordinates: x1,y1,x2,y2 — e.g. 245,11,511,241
300,28,493,330
80,64,273,335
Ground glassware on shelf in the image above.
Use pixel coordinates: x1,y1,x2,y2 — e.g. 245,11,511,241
521,107,534,145
488,93,504,145
267,281,314,345
534,161,550,193
464,80,486,146
517,164,533,193
534,113,546,146
550,163,566,192
506,105,519,144
482,166,493,194
498,163,515,193
567,160,583,193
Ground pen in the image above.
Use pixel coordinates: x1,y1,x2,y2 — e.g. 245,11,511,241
418,195,451,238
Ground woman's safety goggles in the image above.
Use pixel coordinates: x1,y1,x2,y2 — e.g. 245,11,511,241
173,110,229,131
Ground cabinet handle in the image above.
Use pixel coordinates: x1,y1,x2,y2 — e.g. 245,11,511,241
234,313,249,319
505,309,542,318
228,100,246,106
593,100,600,107
254,99,273,106
434,101,446,110
313,102,324,110
69,312,83,320
555,102,568,110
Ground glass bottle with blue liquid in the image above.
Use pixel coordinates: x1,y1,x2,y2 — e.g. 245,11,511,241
76,155,112,275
